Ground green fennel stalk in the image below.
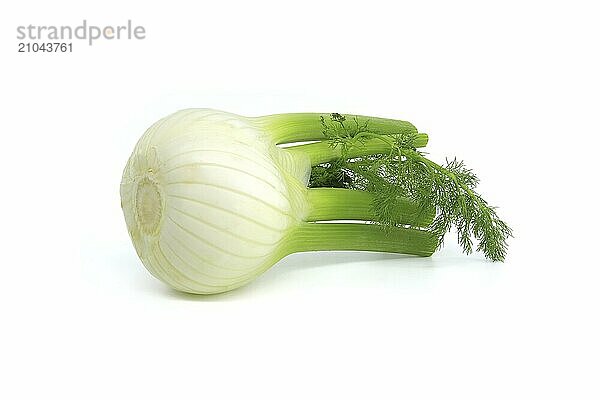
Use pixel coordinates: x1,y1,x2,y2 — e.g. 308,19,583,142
262,112,512,261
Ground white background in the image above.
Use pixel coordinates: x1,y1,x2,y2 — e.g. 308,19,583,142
1,1,599,399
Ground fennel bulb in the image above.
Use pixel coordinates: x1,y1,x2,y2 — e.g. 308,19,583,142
121,109,510,294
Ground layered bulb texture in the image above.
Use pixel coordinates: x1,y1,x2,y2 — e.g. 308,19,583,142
121,109,314,293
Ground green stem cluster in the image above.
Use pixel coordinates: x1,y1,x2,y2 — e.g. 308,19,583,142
259,113,441,258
